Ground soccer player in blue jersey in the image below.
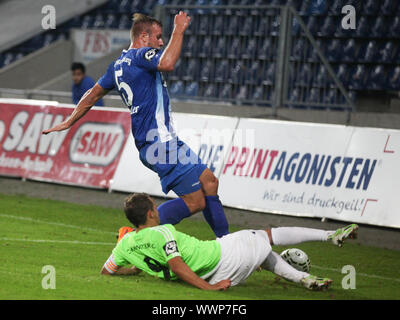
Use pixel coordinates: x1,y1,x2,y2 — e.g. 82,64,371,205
42,12,229,238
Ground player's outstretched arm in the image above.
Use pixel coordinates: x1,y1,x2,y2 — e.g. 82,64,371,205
100,265,142,276
158,11,191,72
168,256,231,291
42,83,109,135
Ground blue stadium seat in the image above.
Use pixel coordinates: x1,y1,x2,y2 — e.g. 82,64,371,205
367,65,386,90
270,16,281,36
105,14,118,29
227,38,241,59
326,39,341,62
305,16,318,35
230,62,245,84
292,38,308,61
308,88,321,104
182,60,199,81
263,62,276,86
328,0,345,15
142,0,155,14
203,84,218,98
387,66,400,90
342,39,356,62
81,15,94,29
349,65,367,90
335,64,350,87
346,0,362,12
308,39,323,62
212,37,226,58
93,13,105,28
255,17,270,36
258,38,274,60
236,85,249,101
297,63,312,86
251,86,264,101
200,59,214,82
2,53,15,67
362,0,380,15
371,17,388,38
169,59,182,80
378,42,396,64
212,15,224,35
298,0,311,16
287,0,302,12
313,65,328,87
183,37,197,57
197,14,210,35
323,89,339,104
215,59,229,82
105,0,120,13
184,81,199,97
288,87,302,105
43,33,56,46
318,16,337,36
118,14,131,29
309,0,328,15
355,16,370,38
118,0,131,13
389,16,400,38
242,38,257,59
198,36,212,57
381,0,398,15
240,17,254,36
358,41,378,63
245,61,261,85
170,81,185,96
219,83,232,100
225,15,239,36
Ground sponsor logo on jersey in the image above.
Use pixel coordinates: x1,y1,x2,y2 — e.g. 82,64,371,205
163,240,178,256
69,122,125,166
145,48,157,61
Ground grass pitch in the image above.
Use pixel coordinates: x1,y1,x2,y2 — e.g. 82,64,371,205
0,193,399,300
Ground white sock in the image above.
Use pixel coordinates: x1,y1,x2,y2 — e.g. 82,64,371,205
261,251,309,283
271,227,335,246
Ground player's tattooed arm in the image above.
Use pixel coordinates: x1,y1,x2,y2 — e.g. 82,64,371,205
158,11,191,72
168,256,231,291
42,83,109,135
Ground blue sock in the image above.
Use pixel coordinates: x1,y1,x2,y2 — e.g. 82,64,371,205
202,195,229,238
158,198,191,225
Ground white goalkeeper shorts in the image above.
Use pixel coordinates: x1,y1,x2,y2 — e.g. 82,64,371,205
204,230,272,286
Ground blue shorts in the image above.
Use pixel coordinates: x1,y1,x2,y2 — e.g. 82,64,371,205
139,139,207,196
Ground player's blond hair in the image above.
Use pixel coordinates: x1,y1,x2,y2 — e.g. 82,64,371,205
130,13,162,40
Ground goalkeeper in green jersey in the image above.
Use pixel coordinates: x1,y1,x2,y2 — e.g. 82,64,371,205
101,193,358,291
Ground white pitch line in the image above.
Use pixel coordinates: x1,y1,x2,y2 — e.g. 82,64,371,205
313,265,400,283
0,213,116,235
0,237,115,246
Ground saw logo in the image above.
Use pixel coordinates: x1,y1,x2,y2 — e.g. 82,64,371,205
69,122,124,166
1,111,68,155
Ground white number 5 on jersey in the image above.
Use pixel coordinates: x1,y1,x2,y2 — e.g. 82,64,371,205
115,67,133,108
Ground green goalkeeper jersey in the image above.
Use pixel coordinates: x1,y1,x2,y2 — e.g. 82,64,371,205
111,224,221,280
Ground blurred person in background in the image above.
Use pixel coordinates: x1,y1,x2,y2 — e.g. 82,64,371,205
71,62,104,106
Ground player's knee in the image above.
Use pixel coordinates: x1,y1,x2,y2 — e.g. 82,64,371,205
193,196,206,212
184,195,206,213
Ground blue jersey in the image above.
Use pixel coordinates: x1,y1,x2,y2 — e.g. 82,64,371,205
98,47,176,150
